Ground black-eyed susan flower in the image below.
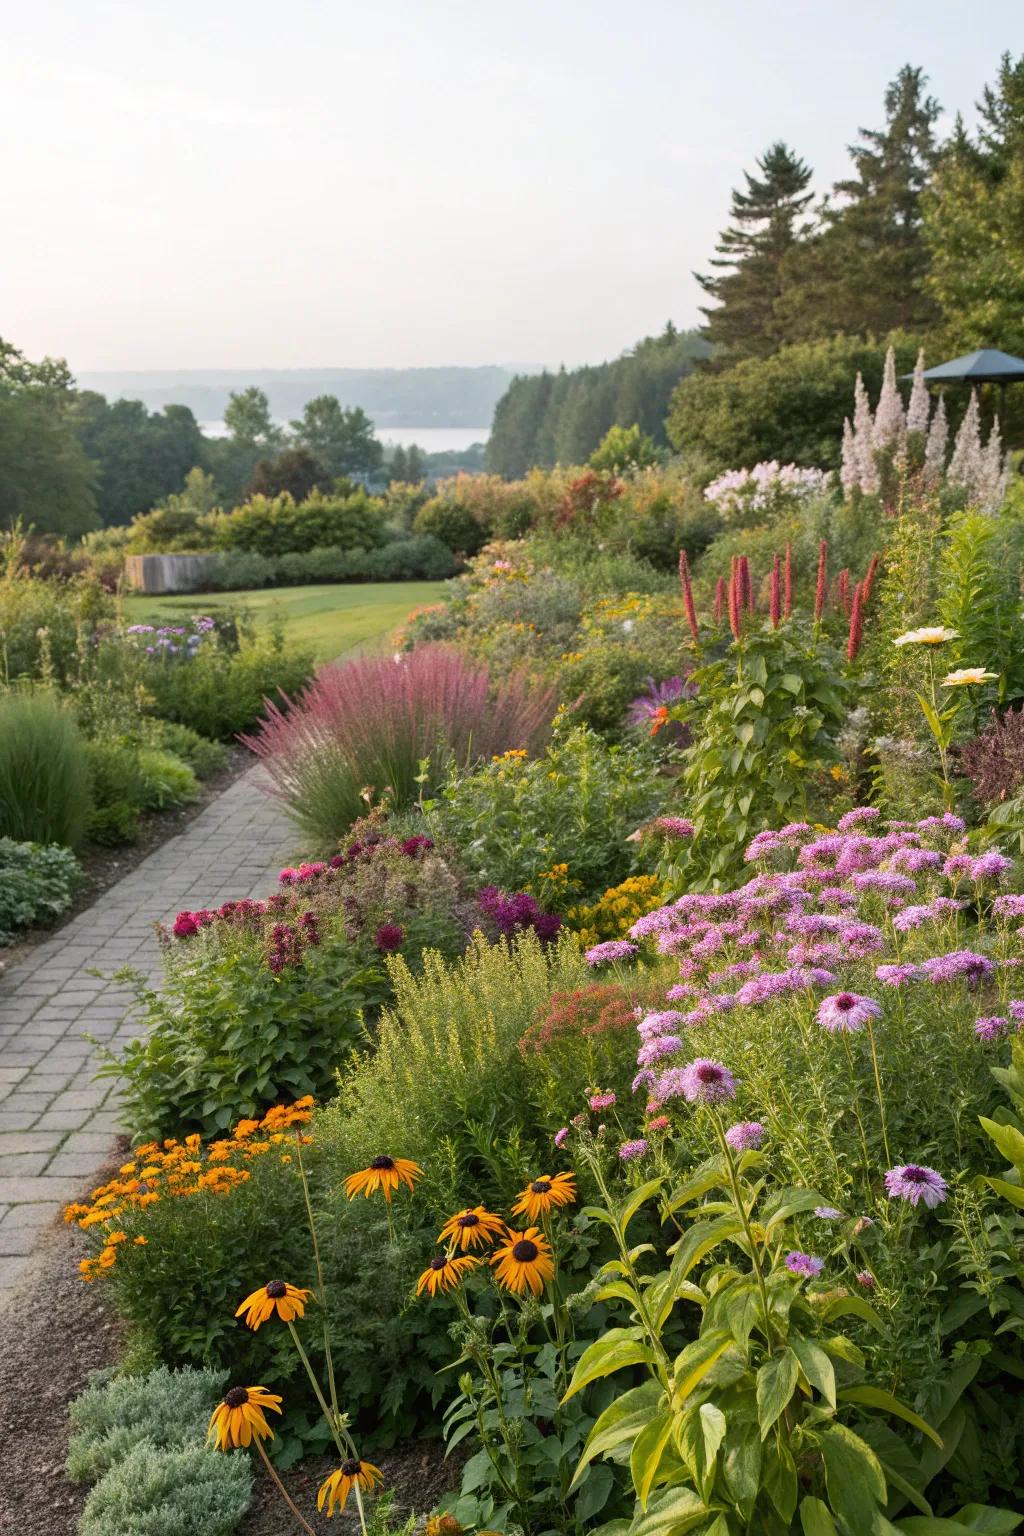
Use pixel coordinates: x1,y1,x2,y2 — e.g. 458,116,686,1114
235,1280,313,1330
416,1252,481,1297
207,1385,283,1450
511,1171,576,1223
490,1226,555,1296
344,1155,422,1202
317,1458,383,1515
437,1206,506,1251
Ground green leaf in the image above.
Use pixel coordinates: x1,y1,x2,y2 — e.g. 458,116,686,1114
800,1496,839,1535
665,1214,743,1285
671,1330,734,1406
757,1347,800,1439
630,1410,674,1507
621,1176,667,1233
763,1185,830,1230
664,1157,727,1214
820,1294,884,1329
979,1115,1024,1170
627,1487,710,1536
764,1438,799,1523
570,1382,664,1490
838,1385,943,1447
819,1422,887,1530
982,1175,1024,1209
721,1420,761,1517
700,1402,728,1467
791,1335,837,1409
562,1328,657,1403
574,1463,615,1521
949,1504,1023,1533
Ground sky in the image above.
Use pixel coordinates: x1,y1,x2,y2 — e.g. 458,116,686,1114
3,0,1020,374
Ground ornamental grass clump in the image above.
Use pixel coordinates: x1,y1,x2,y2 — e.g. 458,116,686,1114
244,644,556,847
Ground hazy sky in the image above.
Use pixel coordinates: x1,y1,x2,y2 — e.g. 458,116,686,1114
3,1,1019,373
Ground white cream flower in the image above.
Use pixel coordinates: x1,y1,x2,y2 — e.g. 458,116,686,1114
893,627,958,647
941,667,998,687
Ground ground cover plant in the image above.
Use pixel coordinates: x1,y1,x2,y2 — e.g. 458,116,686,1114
0,836,83,941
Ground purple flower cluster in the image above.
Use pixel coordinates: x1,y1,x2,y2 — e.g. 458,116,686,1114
585,939,638,967
477,886,561,941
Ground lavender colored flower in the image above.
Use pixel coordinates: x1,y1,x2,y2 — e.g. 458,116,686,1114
921,950,994,986
656,816,695,839
837,807,881,831
1010,1000,1024,1024
636,1035,684,1067
851,871,916,896
637,1010,687,1038
837,921,885,956
785,1251,824,1277
632,1069,655,1094
993,894,1024,919
814,1206,843,1220
974,1016,1008,1042
619,1138,650,1161
816,993,882,1033
875,963,922,987
968,851,1013,881
665,982,699,1001
585,939,638,967
627,676,694,728
554,1127,569,1148
886,847,941,874
589,1091,617,1110
917,812,966,834
818,885,859,908
884,1163,948,1208
724,1120,765,1151
674,1058,737,1105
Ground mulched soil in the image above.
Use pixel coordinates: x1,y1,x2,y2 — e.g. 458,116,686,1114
238,1442,461,1534
0,1163,126,1536
0,745,252,978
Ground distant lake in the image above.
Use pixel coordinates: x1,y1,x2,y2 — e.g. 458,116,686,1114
200,421,489,451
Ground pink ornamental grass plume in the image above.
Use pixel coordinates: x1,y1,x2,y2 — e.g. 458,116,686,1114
243,645,555,845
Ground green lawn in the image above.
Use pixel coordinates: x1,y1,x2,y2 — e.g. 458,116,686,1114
122,581,447,663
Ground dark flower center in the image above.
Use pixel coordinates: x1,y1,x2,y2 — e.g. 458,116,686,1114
835,994,856,1010
512,1239,539,1263
370,1155,395,1170
265,1280,287,1298
903,1165,927,1182
430,1255,447,1271
224,1386,249,1408
341,1458,362,1476
457,1212,479,1227
696,1064,721,1081
530,1179,551,1194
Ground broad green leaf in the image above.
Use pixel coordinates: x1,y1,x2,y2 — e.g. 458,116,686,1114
763,1186,830,1231
574,1462,615,1521
721,1420,761,1518
700,1402,728,1466
665,1214,743,1285
949,1504,1023,1533
820,1294,884,1329
792,1335,837,1409
595,1280,645,1308
722,1278,761,1347
763,1438,799,1523
800,1496,839,1535
838,1385,943,1447
630,1410,674,1507
621,1176,667,1233
570,1382,664,1490
757,1347,800,1438
979,1116,1024,1169
562,1327,655,1402
819,1422,887,1531
664,1157,727,1214
627,1486,711,1536
671,1330,733,1405
983,1175,1024,1209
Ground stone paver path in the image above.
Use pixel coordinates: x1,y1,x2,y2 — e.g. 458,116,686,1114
0,764,296,1308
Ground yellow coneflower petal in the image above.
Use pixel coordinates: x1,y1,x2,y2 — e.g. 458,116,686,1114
235,1281,312,1330
510,1171,577,1223
437,1206,506,1251
344,1156,423,1202
490,1226,555,1296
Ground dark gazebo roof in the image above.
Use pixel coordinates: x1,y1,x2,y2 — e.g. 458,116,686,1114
902,348,1024,384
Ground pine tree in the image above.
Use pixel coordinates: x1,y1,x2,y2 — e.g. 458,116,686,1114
696,141,813,362
776,66,941,341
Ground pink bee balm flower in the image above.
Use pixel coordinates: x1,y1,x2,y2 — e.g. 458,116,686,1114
656,817,695,839
974,1016,1008,1042
856,1270,876,1288
645,1115,670,1132
554,1127,569,1148
816,993,882,1033
785,1251,824,1277
588,1091,617,1110
884,1163,948,1208
724,1120,764,1151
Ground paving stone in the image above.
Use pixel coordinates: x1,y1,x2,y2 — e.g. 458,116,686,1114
0,1175,90,1203
0,1255,33,1289
0,1132,64,1156
0,1110,40,1132
55,1131,118,1156
0,1154,51,1176
0,1223,44,1255
0,1200,59,1229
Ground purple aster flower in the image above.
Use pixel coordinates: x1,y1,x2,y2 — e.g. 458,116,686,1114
554,1126,569,1148
725,1120,765,1151
632,1069,655,1094
968,851,1013,881
619,1138,650,1161
884,1164,948,1208
588,1091,617,1110
637,1010,687,1038
585,939,638,966
974,1016,1008,1042
837,921,885,956
886,847,941,874
627,676,694,728
917,812,966,833
851,871,917,896
665,982,699,1001
674,1058,737,1105
818,885,859,908
875,963,922,987
744,830,786,862
942,854,973,878
816,993,883,1033
993,894,1024,919
636,1035,684,1067
920,950,994,987
1010,1000,1024,1024
785,1251,824,1277
837,807,881,831
814,1206,843,1220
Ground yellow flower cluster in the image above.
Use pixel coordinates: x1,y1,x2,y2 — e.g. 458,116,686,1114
566,874,665,947
491,747,528,763
66,1098,314,1281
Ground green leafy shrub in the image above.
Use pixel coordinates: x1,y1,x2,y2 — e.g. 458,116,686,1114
84,742,198,843
79,1443,250,1536
0,691,91,847
134,749,200,811
203,488,386,556
140,628,314,740
0,837,82,941
430,720,663,901
139,720,230,780
555,591,690,736
0,550,114,683
68,1366,230,1483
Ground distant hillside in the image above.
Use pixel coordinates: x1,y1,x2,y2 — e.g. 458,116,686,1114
486,325,710,477
76,365,530,429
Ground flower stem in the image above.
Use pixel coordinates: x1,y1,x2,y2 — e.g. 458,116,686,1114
293,1130,340,1424
286,1320,349,1462
254,1438,317,1535
864,1016,891,1168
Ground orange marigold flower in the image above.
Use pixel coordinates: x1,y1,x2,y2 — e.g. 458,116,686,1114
344,1156,422,1203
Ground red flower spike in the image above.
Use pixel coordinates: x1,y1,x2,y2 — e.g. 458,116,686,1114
814,540,828,621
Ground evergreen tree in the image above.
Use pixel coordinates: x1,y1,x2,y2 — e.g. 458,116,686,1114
776,66,941,341
696,141,813,361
